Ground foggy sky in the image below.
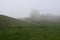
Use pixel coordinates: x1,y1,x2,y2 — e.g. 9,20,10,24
0,0,60,18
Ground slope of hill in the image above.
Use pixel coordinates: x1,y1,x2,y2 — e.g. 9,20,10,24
0,15,39,28
0,15,29,28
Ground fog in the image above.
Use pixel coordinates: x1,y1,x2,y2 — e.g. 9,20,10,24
0,0,60,18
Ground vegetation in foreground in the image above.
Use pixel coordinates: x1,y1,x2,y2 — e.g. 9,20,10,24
0,26,60,40
0,15,60,40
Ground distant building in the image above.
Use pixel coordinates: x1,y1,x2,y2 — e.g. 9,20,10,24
30,9,40,20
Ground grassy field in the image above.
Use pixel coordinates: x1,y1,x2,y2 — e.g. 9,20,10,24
0,25,60,40
0,15,60,40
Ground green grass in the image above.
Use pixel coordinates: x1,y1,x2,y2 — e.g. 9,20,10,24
0,15,60,40
0,25,60,40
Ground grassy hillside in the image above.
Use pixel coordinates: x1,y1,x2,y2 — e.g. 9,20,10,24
0,15,39,27
0,15,21,27
0,15,60,40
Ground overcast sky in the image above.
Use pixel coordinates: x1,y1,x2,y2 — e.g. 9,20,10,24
0,0,60,18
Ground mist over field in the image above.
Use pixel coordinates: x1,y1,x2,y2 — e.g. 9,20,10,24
0,0,60,40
